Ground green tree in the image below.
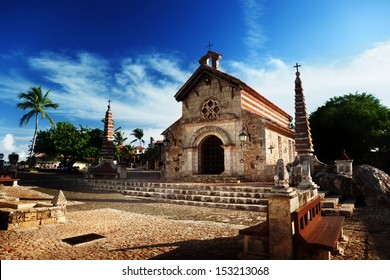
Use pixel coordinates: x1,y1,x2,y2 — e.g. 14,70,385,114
35,122,103,168
130,128,145,147
309,92,390,164
17,86,59,166
113,127,131,163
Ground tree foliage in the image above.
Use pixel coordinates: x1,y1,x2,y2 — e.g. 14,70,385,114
113,127,134,163
309,92,390,164
16,86,59,165
130,128,145,147
35,122,103,167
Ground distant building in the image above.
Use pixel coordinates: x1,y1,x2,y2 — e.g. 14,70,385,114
162,51,295,181
135,146,145,155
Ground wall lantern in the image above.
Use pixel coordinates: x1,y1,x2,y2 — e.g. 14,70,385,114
163,130,176,147
239,130,249,142
239,123,251,143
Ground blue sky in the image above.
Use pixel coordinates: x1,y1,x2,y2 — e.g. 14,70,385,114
1,0,390,160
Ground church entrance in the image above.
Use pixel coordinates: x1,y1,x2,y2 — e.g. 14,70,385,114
200,135,224,174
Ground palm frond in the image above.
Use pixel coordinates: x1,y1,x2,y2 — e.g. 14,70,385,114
19,111,36,127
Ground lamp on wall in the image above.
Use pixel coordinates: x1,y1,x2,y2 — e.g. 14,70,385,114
239,123,251,143
163,130,176,147
239,130,249,142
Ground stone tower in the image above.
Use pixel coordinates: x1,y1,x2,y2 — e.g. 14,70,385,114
87,101,117,178
293,64,319,191
101,101,115,160
294,64,314,155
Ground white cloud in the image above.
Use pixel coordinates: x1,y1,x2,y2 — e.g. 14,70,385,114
26,52,187,130
0,133,28,161
225,40,390,117
1,134,15,151
240,0,267,58
29,52,111,121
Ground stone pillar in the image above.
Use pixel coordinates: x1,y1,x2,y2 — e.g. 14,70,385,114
117,164,127,179
297,154,319,196
222,145,235,176
268,187,299,259
182,147,195,176
268,159,299,259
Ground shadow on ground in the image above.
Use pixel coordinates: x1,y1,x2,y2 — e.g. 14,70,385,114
110,236,243,260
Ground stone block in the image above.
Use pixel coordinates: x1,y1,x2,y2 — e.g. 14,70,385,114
24,211,38,221
37,210,50,220
19,220,40,228
40,217,57,225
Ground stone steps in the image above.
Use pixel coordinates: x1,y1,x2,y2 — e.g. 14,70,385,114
319,191,355,217
84,179,274,212
124,195,268,212
121,189,268,205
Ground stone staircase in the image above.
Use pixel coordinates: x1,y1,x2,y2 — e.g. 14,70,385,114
84,179,274,211
83,178,357,215
319,191,356,217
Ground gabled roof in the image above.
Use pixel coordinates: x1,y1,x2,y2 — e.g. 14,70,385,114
174,64,292,121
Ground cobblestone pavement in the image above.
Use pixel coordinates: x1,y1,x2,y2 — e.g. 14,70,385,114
1,172,389,260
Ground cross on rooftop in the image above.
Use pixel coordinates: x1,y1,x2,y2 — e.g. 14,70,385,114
206,42,213,51
294,63,301,73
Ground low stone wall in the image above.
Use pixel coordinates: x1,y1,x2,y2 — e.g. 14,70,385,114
0,205,66,230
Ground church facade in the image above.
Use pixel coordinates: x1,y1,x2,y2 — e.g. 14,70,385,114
162,51,295,182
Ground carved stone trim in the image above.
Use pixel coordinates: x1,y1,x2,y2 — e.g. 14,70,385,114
190,126,232,147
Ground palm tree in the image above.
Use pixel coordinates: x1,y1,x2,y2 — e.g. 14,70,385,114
114,127,128,146
113,127,128,163
130,128,145,147
17,86,59,166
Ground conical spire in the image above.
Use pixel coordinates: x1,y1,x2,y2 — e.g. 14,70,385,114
101,100,115,160
294,64,314,155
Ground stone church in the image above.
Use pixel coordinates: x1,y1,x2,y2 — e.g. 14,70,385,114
162,51,295,182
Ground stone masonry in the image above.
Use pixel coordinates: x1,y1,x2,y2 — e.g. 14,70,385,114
162,51,295,182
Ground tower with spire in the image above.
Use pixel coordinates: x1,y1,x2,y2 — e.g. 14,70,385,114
87,100,118,178
293,64,320,191
101,100,115,160
294,64,314,155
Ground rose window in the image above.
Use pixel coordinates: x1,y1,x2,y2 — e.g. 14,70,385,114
201,99,221,120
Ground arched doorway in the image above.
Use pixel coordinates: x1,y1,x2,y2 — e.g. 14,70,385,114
200,135,224,174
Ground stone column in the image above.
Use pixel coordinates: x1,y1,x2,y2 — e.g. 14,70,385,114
268,189,299,259
117,164,127,179
222,145,235,176
268,159,299,259
297,154,319,196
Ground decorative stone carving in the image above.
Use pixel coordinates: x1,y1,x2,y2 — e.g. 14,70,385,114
274,159,289,188
51,190,67,207
335,150,353,177
201,99,221,120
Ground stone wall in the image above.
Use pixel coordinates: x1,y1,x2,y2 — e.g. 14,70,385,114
0,206,66,230
181,76,242,120
163,65,295,182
